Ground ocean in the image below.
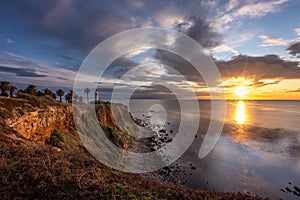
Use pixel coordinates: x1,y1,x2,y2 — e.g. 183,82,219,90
126,100,300,199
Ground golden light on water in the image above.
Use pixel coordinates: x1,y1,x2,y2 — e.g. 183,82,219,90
235,101,246,124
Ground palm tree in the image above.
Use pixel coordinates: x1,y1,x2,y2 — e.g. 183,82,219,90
56,89,64,102
64,90,73,103
0,81,10,96
43,88,51,95
24,84,37,95
9,86,17,97
36,91,43,96
65,93,71,103
43,88,56,99
84,88,90,103
69,90,73,97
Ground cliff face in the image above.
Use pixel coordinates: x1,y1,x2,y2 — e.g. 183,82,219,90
0,96,135,149
7,106,74,144
73,102,136,150
95,102,137,148
0,96,74,144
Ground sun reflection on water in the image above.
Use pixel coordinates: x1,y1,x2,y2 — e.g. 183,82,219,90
236,101,246,124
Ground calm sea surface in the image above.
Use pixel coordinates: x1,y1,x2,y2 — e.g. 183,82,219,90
126,100,300,200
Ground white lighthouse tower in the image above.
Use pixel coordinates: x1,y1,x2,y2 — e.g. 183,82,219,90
95,89,99,102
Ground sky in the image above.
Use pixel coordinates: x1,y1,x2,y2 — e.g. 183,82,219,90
0,0,300,100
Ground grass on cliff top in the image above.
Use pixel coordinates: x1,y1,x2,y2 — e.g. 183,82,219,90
0,131,269,200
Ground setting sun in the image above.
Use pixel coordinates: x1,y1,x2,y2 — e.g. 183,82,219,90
234,86,249,97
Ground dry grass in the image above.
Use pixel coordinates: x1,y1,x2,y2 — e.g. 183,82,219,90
0,132,270,200
0,96,270,199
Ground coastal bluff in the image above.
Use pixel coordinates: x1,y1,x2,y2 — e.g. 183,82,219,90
0,95,268,199
0,95,135,149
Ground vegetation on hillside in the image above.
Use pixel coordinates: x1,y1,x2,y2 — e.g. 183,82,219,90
0,125,268,200
0,81,91,104
0,81,269,199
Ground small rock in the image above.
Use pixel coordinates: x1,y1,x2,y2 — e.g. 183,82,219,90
52,146,61,152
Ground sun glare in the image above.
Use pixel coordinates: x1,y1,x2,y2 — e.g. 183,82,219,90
234,86,249,97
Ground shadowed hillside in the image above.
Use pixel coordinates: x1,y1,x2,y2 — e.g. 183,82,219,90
0,96,269,199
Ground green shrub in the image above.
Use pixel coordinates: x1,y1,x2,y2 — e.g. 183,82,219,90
48,130,65,150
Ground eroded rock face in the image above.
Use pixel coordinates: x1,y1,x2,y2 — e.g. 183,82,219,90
7,106,73,144
96,103,138,136
0,97,135,148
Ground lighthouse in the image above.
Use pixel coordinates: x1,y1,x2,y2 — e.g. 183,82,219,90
95,89,99,102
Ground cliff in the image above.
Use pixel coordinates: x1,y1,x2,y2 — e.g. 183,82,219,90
0,95,135,149
0,95,267,200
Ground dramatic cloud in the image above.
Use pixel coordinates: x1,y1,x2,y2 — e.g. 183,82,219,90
0,0,224,96
0,52,76,88
217,54,300,83
1,0,299,100
287,42,300,58
154,50,300,90
153,49,205,84
1,0,221,54
184,16,221,48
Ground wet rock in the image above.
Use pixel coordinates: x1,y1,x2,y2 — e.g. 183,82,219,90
286,187,292,192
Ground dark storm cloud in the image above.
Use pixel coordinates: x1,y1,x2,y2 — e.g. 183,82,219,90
287,42,300,58
0,65,48,77
154,49,206,83
2,0,221,53
103,56,138,79
214,54,300,89
185,16,221,48
149,0,222,48
2,0,135,52
154,50,300,89
1,0,223,95
217,54,300,80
